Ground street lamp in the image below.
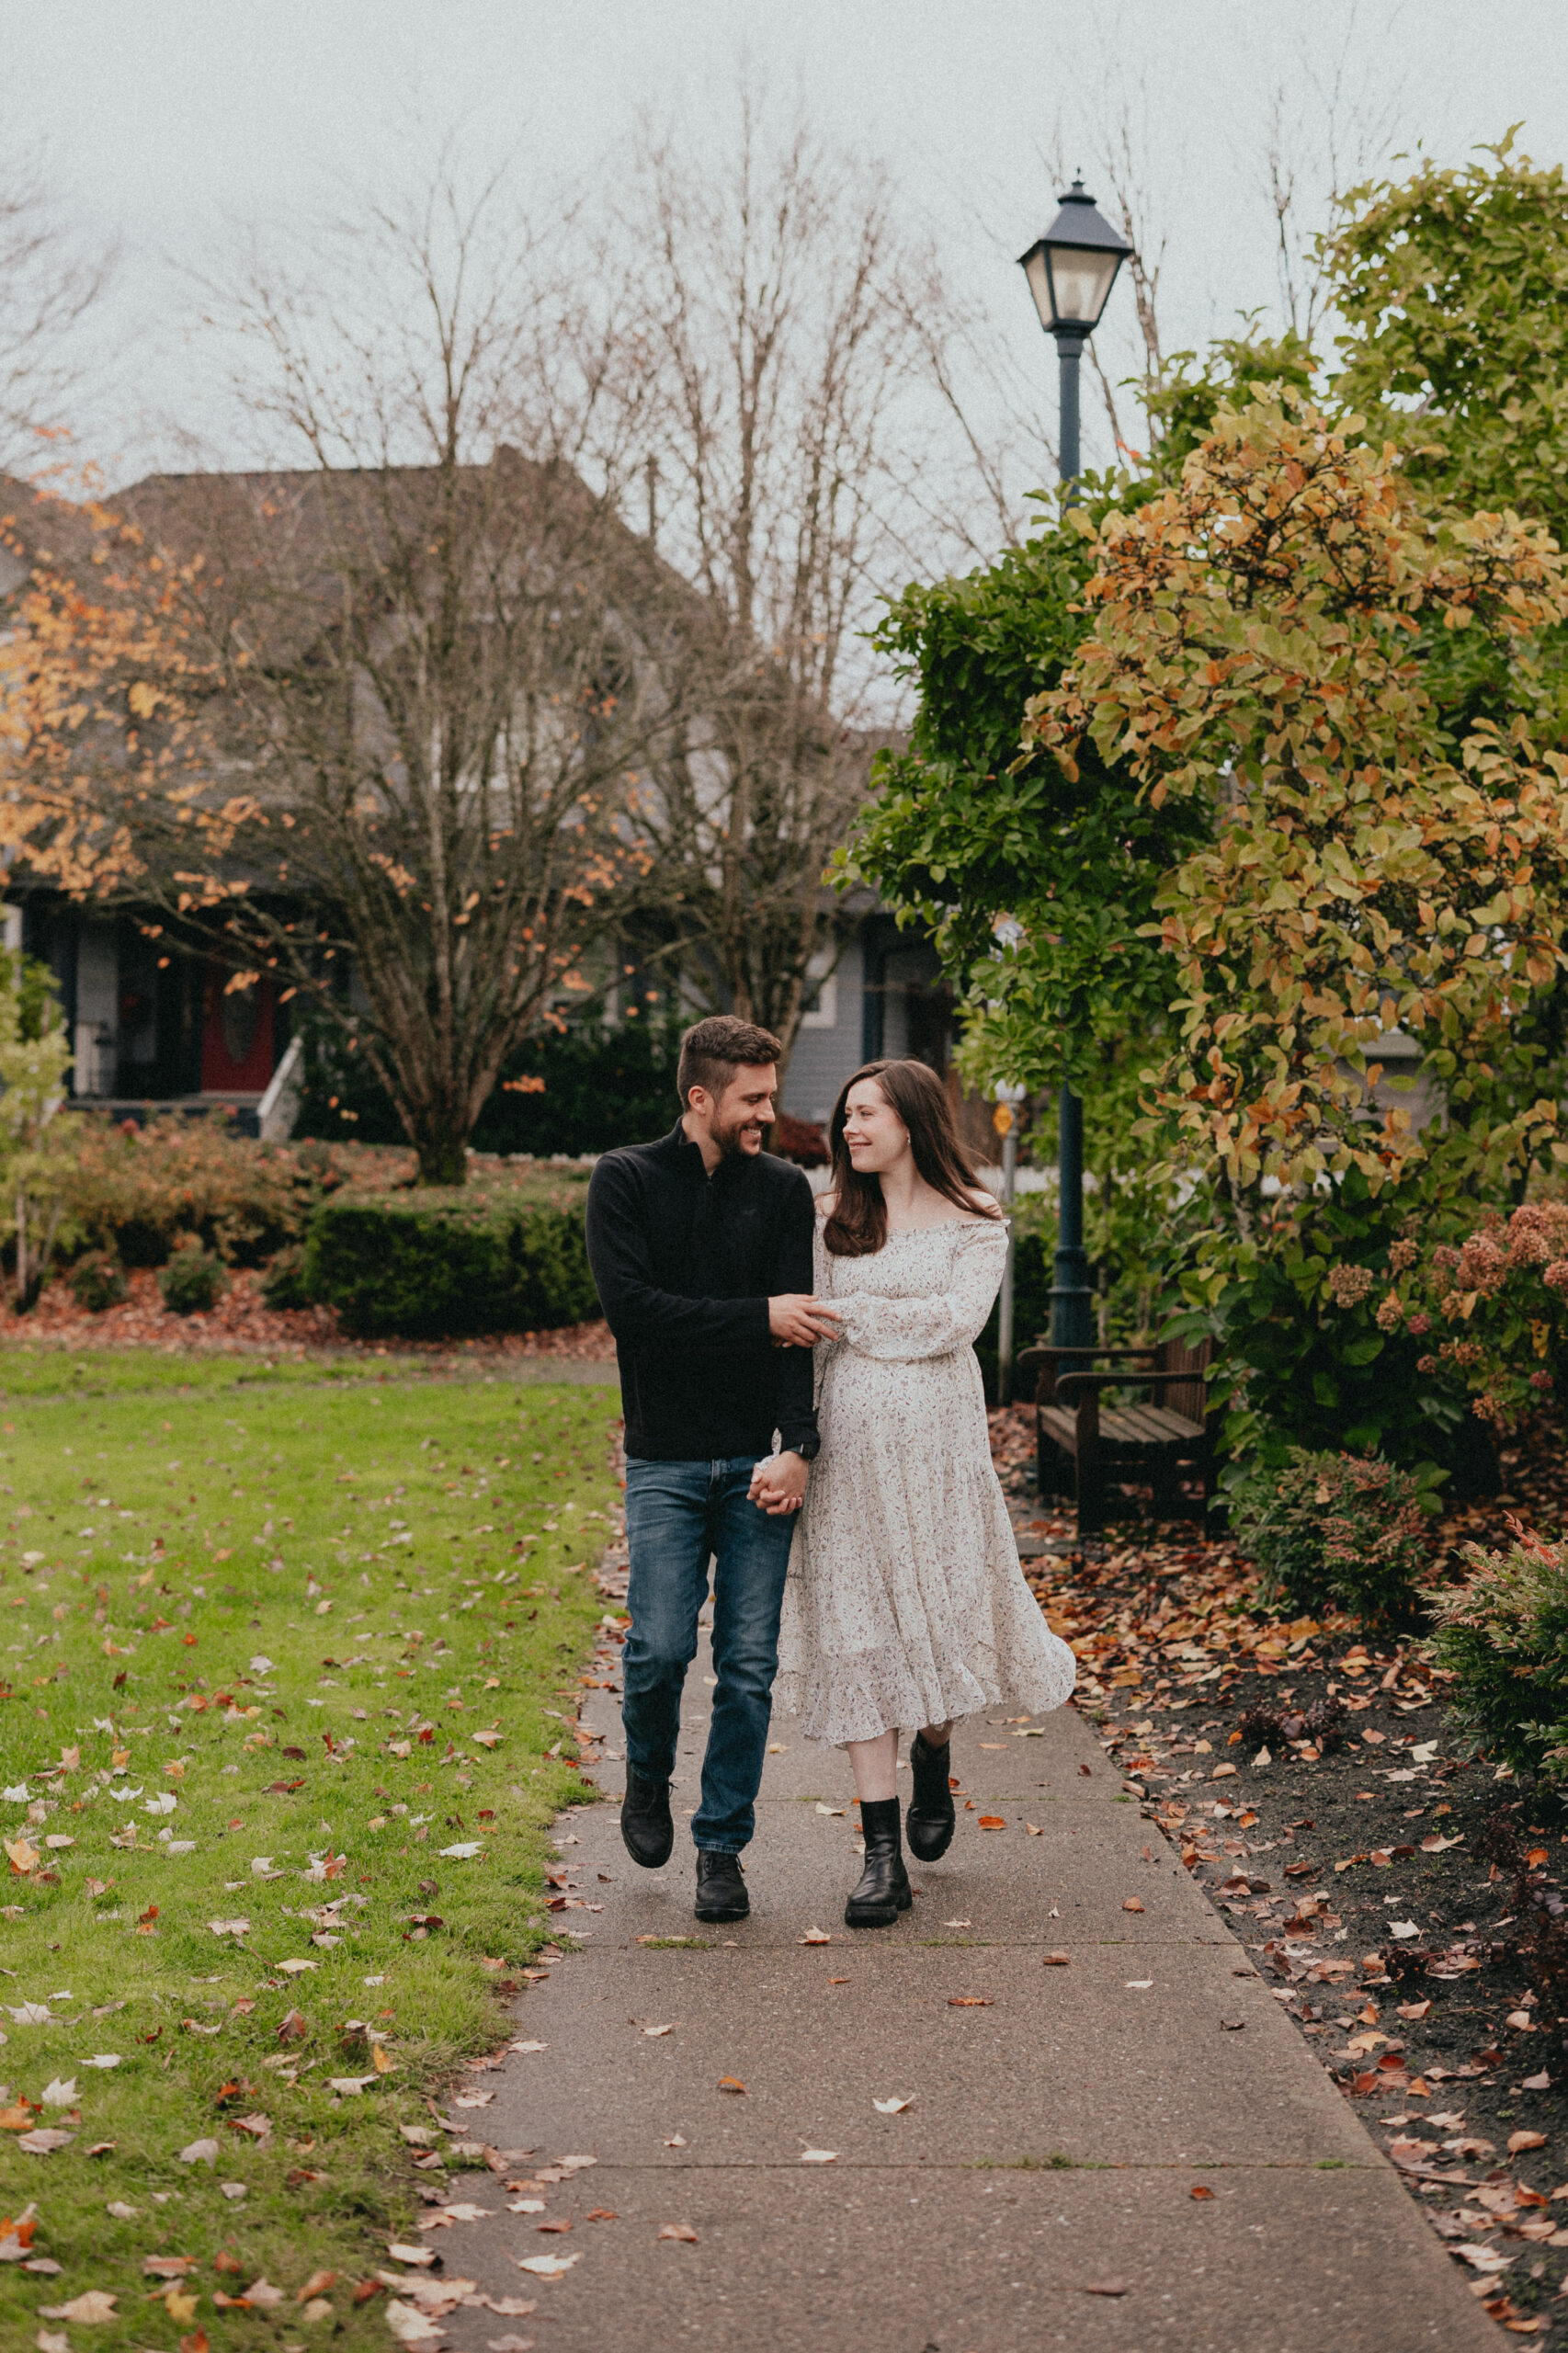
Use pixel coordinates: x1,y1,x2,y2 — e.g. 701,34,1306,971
1018,179,1132,1354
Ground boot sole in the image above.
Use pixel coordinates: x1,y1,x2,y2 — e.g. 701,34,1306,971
906,1814,955,1863
845,1882,914,1928
694,1895,750,1922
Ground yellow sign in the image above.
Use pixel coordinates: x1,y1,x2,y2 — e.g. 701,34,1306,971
992,1102,1014,1137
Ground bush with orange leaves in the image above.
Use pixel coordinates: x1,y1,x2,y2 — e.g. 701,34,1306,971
1328,1201,1568,1432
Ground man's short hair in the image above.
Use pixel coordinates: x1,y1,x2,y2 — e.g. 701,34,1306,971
676,1015,783,1109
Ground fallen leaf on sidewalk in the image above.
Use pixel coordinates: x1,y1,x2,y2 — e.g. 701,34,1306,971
947,1997,993,2007
800,2149,838,2164
718,2077,746,2095
978,1816,1006,1830
585,2210,617,2222
1082,2279,1129,2295
1125,1980,1153,1991
642,2025,676,2038
1025,1823,1042,1836
943,1918,972,1928
658,2222,699,2243
799,1929,831,1945
1042,1952,1071,1966
1122,1897,1144,1913
514,2254,580,2277
1521,2075,1552,2095
872,2097,912,2114
509,2040,548,2054
1190,2186,1216,2200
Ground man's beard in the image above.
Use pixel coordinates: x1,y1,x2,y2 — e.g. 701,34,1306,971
714,1110,766,1159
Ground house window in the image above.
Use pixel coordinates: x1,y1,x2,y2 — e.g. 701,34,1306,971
800,949,837,1030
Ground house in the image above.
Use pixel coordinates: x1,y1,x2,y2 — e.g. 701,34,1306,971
3,463,956,1145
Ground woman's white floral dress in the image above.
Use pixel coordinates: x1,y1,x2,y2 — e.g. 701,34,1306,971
775,1213,1076,1747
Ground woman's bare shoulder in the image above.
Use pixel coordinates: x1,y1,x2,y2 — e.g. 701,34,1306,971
960,1185,1005,1221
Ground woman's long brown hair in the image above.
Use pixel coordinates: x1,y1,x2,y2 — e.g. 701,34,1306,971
821,1058,1002,1257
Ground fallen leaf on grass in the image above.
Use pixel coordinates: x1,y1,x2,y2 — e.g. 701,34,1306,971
17,2130,73,2154
657,2223,698,2243
144,2255,198,2279
39,2290,119,2323
39,2077,75,2109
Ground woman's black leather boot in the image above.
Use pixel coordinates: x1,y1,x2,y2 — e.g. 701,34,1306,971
845,1796,912,1928
905,1731,956,1862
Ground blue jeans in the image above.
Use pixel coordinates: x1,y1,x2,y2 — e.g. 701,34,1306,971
621,1456,795,1854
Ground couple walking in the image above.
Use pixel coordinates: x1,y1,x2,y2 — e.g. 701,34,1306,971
585,1017,1075,1928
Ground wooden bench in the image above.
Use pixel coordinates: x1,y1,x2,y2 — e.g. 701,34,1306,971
1014,1336,1216,1536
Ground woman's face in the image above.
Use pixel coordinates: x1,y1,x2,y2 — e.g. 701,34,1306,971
842,1079,911,1175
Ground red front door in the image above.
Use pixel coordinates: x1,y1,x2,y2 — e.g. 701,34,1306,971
200,971,276,1092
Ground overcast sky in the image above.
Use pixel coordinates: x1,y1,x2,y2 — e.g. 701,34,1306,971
6,0,1567,493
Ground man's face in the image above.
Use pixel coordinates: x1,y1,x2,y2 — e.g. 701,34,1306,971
699,1064,778,1157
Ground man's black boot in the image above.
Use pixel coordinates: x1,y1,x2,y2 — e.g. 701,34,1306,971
621,1768,674,1868
845,1796,912,1928
906,1731,956,1862
695,1850,749,1922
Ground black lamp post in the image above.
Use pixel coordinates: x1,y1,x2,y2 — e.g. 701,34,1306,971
1018,180,1132,1353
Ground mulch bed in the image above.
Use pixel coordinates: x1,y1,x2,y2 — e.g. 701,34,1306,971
0,1267,616,1366
987,1404,1568,2339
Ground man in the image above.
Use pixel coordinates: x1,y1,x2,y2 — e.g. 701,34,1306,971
585,1016,837,1923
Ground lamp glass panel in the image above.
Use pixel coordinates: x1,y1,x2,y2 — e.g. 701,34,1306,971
1046,244,1120,327
1021,245,1053,332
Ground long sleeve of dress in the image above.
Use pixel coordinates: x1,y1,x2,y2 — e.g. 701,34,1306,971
828,1219,1008,1362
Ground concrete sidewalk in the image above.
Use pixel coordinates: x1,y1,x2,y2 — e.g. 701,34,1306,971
437,1639,1496,2353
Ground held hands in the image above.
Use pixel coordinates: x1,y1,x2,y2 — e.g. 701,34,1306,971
748,1449,810,1516
768,1292,843,1347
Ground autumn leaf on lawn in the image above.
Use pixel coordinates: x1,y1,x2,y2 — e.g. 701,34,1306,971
178,2139,221,2166
0,2205,37,2259
39,2290,119,2323
5,1837,39,1876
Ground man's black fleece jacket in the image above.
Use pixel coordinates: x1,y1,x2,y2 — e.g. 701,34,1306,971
585,1122,819,1464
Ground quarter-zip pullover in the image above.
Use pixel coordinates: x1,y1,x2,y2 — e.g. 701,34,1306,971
585,1122,818,1462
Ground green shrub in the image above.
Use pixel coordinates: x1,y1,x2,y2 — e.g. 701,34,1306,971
296,1005,685,1156
260,1244,312,1310
1228,1447,1440,1623
69,1250,129,1313
301,1186,597,1338
159,1245,230,1316
1428,1529,1568,1787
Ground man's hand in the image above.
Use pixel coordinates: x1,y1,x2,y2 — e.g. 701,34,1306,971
748,1449,810,1516
768,1293,842,1347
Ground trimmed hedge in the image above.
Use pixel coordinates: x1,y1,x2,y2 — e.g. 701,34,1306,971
301,1188,599,1338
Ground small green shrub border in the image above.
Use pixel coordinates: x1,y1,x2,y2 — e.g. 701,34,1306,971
301,1189,598,1337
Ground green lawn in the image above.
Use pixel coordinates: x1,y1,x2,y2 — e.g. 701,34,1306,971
0,1352,620,2349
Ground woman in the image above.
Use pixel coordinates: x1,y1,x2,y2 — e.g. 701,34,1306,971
767,1058,1075,1928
